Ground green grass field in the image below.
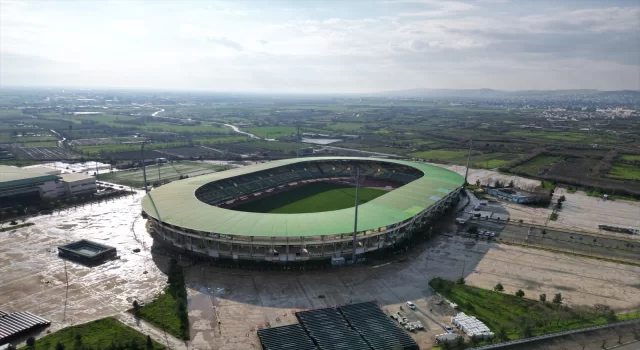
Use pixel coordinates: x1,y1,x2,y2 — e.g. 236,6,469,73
137,288,185,340
429,278,639,342
511,156,560,176
20,317,164,349
245,126,298,138
97,161,227,187
620,154,640,162
409,149,520,169
607,162,640,181
234,182,386,213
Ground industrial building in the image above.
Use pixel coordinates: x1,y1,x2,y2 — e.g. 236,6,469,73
0,165,97,208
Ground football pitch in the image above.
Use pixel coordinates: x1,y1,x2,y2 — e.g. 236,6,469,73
233,182,387,214
97,161,227,188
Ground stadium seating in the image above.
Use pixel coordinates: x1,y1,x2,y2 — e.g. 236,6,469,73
195,160,425,206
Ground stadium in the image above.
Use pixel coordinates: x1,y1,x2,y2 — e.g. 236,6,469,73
141,157,464,262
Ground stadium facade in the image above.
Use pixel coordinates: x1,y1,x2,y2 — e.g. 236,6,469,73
141,157,464,262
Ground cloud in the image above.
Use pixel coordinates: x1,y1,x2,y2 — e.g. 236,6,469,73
207,37,243,51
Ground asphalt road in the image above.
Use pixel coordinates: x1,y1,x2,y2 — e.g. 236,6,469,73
467,220,640,262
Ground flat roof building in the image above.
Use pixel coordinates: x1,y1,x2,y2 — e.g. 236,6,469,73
0,166,97,208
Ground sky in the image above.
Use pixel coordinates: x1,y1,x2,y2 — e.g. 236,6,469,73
1,0,639,93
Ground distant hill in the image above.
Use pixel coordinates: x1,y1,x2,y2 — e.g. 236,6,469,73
371,88,640,99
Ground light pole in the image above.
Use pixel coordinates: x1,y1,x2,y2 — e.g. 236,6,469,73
351,166,365,264
464,139,473,185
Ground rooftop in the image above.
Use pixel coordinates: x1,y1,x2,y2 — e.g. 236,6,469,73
141,157,464,237
59,172,95,182
0,165,61,190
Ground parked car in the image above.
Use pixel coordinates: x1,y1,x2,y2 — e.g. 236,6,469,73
406,301,416,309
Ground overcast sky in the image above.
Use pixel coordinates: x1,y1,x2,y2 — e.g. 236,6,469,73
1,0,639,93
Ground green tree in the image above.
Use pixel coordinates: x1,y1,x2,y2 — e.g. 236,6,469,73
456,277,466,285
26,336,36,348
520,324,533,338
539,293,547,303
467,225,478,235
553,293,563,304
497,327,509,341
55,343,65,350
515,289,525,298
146,335,154,350
494,283,504,292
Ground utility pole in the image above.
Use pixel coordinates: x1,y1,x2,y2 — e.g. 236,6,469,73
351,166,365,264
141,142,149,193
296,125,301,158
157,161,161,184
464,139,473,185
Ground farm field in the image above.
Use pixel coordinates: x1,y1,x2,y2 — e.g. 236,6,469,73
244,126,298,138
21,317,164,350
13,146,81,160
620,154,640,162
607,163,640,181
97,161,227,187
505,130,623,144
233,181,386,213
409,149,520,168
75,142,189,156
510,155,560,177
545,157,599,177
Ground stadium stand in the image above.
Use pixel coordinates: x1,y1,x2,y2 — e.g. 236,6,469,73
338,302,419,350
257,324,318,350
195,160,426,206
296,308,371,350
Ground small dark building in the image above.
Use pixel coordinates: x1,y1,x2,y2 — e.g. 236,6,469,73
58,240,117,266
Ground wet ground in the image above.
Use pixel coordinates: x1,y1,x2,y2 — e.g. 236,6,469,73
0,191,166,335
2,189,640,350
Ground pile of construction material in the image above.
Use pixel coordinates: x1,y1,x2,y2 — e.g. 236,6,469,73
451,312,493,340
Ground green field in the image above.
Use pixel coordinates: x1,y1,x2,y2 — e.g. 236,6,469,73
409,149,520,169
245,126,298,138
97,161,227,187
234,182,386,213
511,156,560,176
620,154,640,162
20,317,164,349
429,278,639,342
245,140,301,153
607,163,640,181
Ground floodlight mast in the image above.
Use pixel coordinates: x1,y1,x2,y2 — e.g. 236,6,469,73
126,140,150,193
351,166,365,264
464,139,473,185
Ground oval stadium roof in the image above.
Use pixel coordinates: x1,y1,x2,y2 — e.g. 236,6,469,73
141,157,464,237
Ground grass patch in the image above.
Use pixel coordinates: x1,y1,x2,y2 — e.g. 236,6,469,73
511,156,560,177
233,182,386,213
21,317,164,349
541,181,556,191
97,161,227,188
549,212,559,221
244,126,297,138
137,259,189,340
566,186,577,193
409,149,520,169
0,222,34,232
607,163,640,181
245,140,301,154
75,142,188,156
620,154,640,162
429,278,632,341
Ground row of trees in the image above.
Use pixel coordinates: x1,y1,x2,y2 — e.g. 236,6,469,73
493,283,564,304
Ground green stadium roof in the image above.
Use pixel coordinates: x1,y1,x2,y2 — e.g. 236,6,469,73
141,157,464,237
0,165,61,189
